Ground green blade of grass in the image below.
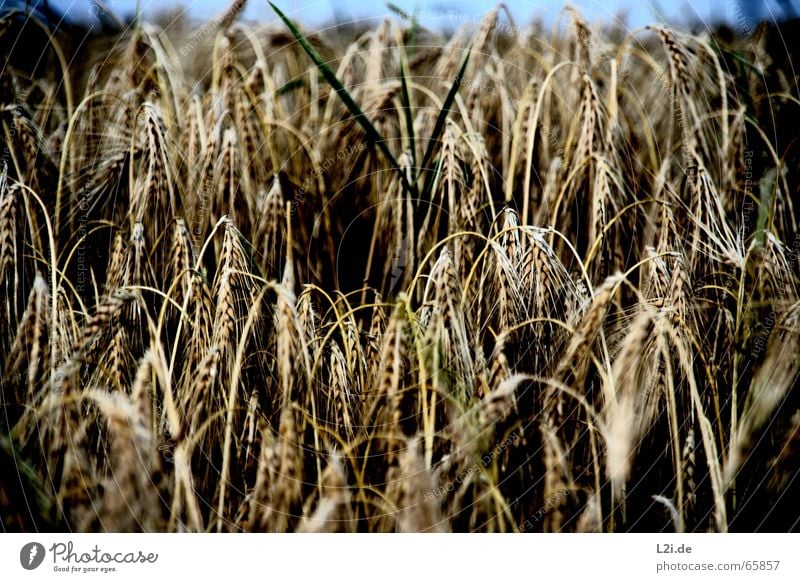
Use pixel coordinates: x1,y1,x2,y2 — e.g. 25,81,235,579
399,55,416,171
421,156,444,202
269,1,411,193
387,3,421,50
386,2,412,21
418,47,472,191
275,77,305,96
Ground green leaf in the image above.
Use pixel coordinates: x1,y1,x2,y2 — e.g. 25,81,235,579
269,2,411,193
421,156,444,202
386,3,412,21
418,47,472,194
399,55,416,170
275,77,305,96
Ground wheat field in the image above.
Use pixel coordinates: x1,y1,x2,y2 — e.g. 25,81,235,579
1,1,799,533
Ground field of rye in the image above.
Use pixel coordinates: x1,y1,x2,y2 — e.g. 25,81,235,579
1,0,799,533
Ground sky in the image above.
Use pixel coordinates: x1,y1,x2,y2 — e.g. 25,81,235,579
18,0,800,31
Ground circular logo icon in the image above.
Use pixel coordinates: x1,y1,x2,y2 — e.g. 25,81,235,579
19,542,46,570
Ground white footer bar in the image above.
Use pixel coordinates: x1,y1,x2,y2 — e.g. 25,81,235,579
1,534,796,581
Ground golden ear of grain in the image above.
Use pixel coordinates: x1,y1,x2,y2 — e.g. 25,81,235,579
247,419,277,530
75,288,136,357
681,428,696,523
166,219,195,302
84,390,164,531
389,437,449,532
175,273,215,420
0,180,21,332
7,108,56,192
368,300,410,463
274,259,309,407
726,302,800,486
105,230,127,293
540,420,571,532
554,273,623,386
604,308,655,494
298,451,353,533
483,371,522,429
471,7,499,69
326,340,356,439
217,0,248,34
296,285,318,346
567,8,592,70
3,273,50,412
212,219,259,356
422,247,479,410
130,104,178,245
256,178,286,279
488,333,511,394
268,404,305,532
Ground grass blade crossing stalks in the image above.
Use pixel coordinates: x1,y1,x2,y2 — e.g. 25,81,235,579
418,47,472,198
269,1,412,194
399,57,416,171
